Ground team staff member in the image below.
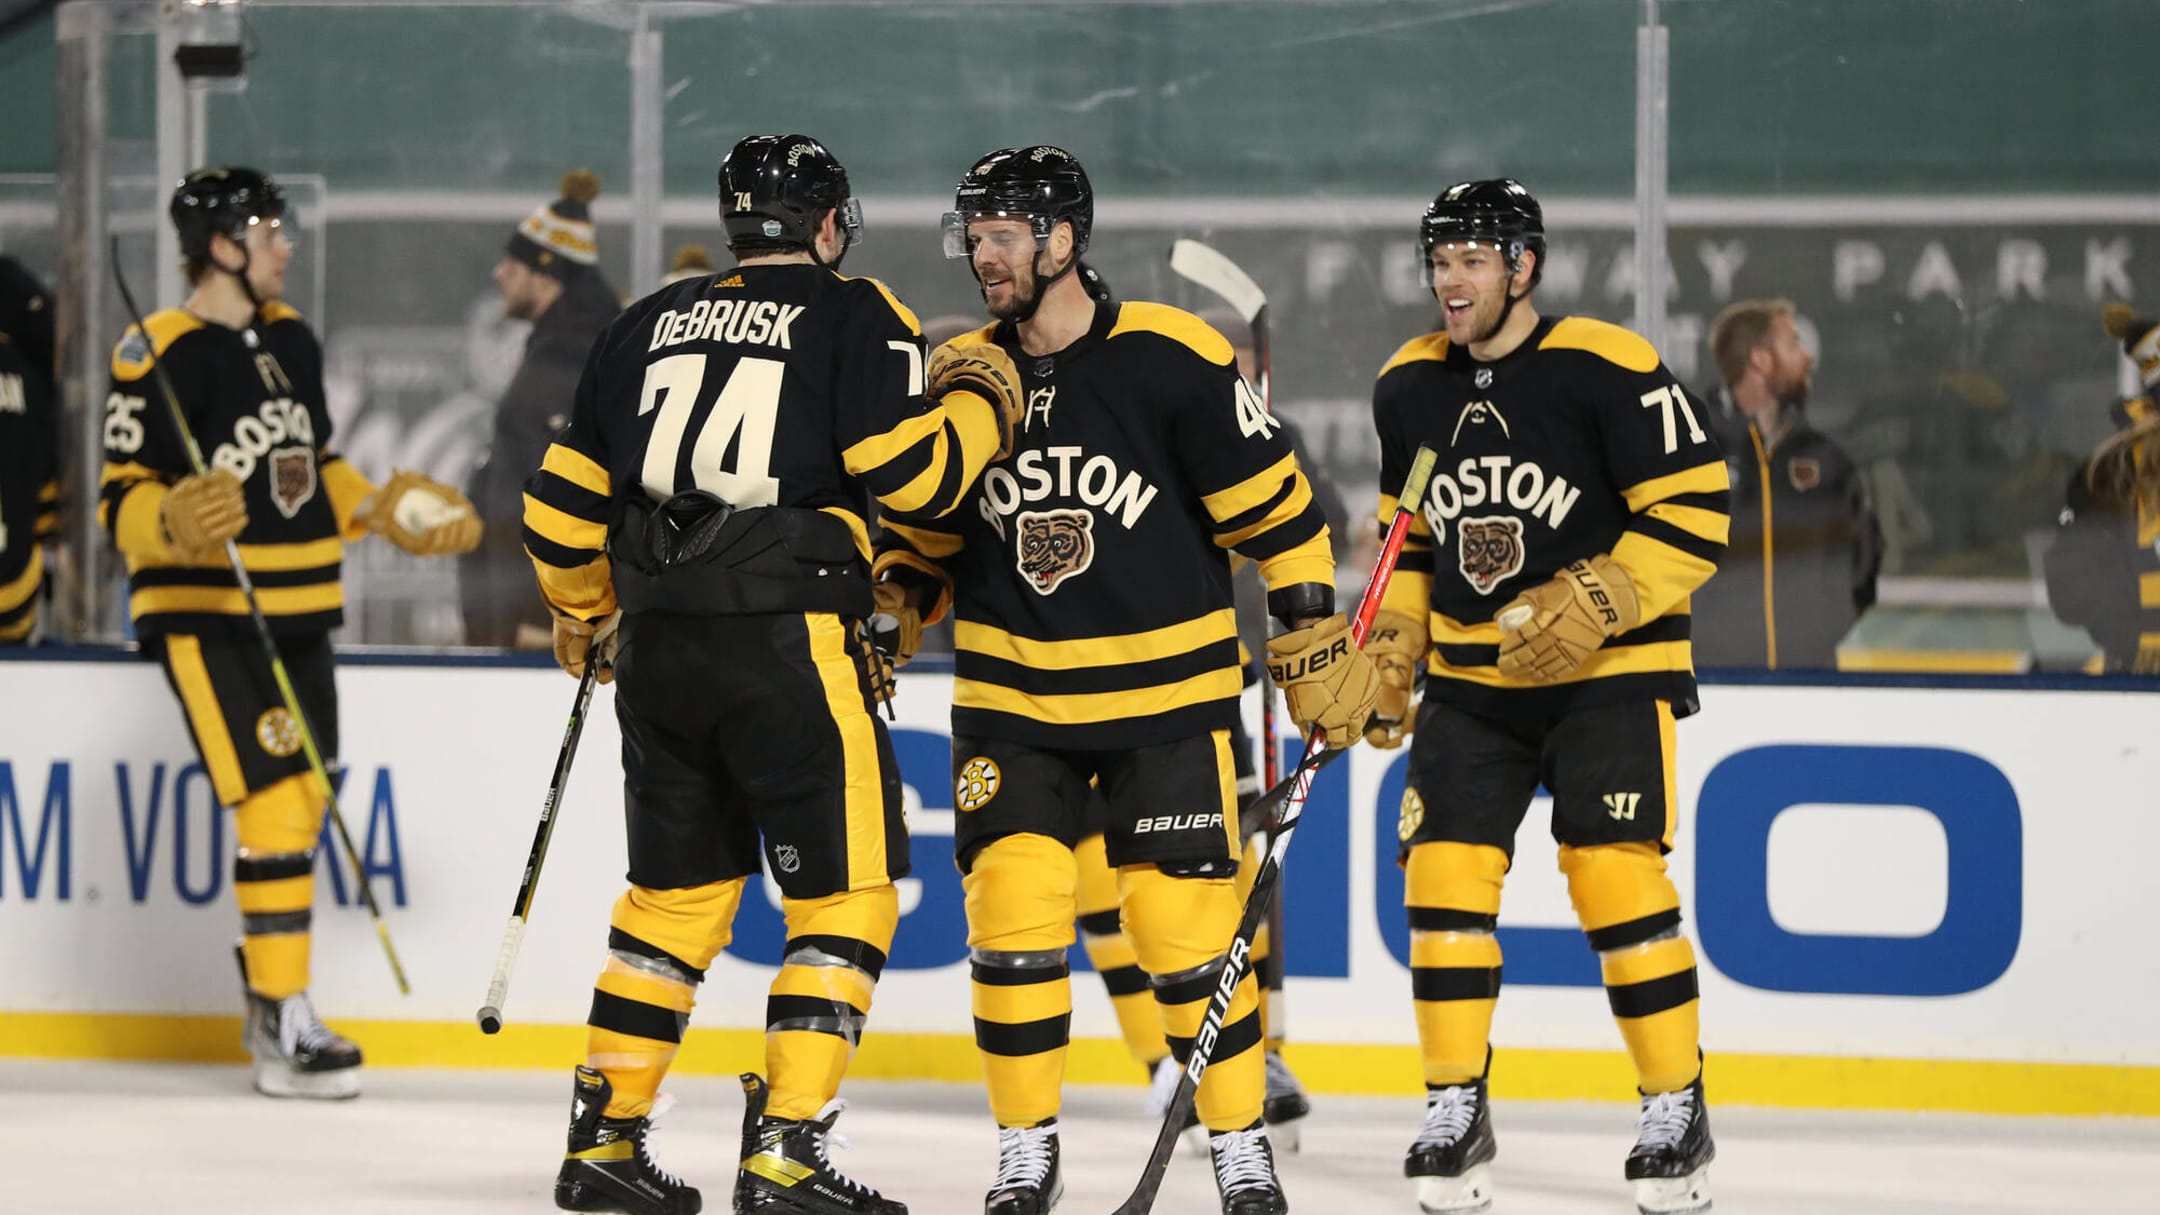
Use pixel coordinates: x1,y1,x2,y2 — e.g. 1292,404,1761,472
101,167,481,1099
1363,179,1725,1215
524,133,1023,1215
875,145,1375,1215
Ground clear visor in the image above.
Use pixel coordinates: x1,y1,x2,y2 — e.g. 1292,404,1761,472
837,197,864,248
246,211,298,253
940,211,1049,260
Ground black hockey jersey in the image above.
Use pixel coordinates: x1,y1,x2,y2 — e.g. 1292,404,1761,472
0,334,59,643
100,303,372,640
1372,315,1729,720
877,301,1335,750
522,264,1006,622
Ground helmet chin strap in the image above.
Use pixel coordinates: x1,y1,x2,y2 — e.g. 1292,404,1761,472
1472,257,1532,344
990,244,1080,324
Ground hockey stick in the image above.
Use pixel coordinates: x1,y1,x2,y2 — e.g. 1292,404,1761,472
477,656,601,1033
1170,237,1290,1047
1111,444,1437,1215
109,241,409,994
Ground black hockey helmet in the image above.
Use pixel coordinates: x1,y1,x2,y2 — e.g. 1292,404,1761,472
718,134,862,259
1420,178,1545,286
942,145,1093,260
170,166,288,262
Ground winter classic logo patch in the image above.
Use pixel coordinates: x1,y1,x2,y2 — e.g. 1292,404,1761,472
956,758,1001,812
1016,509,1094,595
1457,515,1525,594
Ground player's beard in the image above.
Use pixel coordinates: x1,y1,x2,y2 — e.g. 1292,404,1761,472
983,258,1040,322
1776,363,1812,409
1449,285,1512,346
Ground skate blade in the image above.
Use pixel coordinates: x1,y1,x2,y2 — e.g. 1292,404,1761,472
1264,1115,1302,1154
1181,1123,1210,1158
1414,1164,1493,1214
1634,1168,1711,1215
251,1060,359,1100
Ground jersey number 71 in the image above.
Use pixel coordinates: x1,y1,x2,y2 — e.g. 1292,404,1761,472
1639,384,1707,455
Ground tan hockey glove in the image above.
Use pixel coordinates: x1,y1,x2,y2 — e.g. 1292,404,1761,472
870,580,924,669
366,469,484,556
1361,609,1428,749
159,469,249,559
930,341,1025,460
1495,555,1641,684
553,611,620,684
1265,612,1381,750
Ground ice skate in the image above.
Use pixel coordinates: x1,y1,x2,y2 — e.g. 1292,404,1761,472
1208,1121,1287,1215
555,1066,700,1214
1403,1075,1495,1214
1144,1055,1207,1157
1261,1050,1311,1153
1626,1070,1714,1214
735,1073,906,1215
984,1119,1062,1215
239,947,361,1100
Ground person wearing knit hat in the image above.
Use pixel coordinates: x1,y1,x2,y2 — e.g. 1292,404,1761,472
2042,302,2160,674
662,243,716,286
461,170,624,647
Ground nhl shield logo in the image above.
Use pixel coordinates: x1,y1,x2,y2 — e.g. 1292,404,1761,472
1474,367,1493,389
1457,515,1526,594
773,844,802,875
1016,509,1095,595
269,446,317,519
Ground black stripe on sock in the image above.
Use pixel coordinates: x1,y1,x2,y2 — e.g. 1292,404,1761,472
1408,906,1499,933
1607,969,1700,1019
1151,966,1226,1008
242,909,311,936
766,993,868,1029
1411,965,1503,1003
1077,909,1122,937
974,1014,1072,1057
1099,964,1150,998
1165,1008,1263,1068
234,853,314,884
589,989,685,1043
1586,908,1682,953
971,960,1069,987
607,928,708,984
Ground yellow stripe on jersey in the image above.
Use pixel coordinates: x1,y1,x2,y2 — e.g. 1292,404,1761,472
1430,611,1503,647
1620,461,1729,514
521,491,607,554
819,507,872,565
129,581,345,621
319,457,374,540
101,463,173,559
125,536,344,575
0,547,42,613
1432,639,1693,687
956,667,1243,726
542,444,612,497
530,554,616,623
1216,478,1312,550
1255,531,1335,593
1202,454,1298,527
843,394,1001,518
1378,333,1450,379
110,310,206,378
880,520,965,561
1643,501,1731,546
1106,302,1236,366
956,608,1237,671
841,275,923,336
2141,570,2160,609
1538,317,1660,373
260,302,304,325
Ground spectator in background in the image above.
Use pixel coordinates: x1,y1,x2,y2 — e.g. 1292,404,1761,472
459,170,623,647
0,256,59,643
2045,304,2160,674
1694,298,1880,669
663,242,715,286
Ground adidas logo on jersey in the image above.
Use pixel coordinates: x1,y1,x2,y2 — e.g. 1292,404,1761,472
1422,455,1582,546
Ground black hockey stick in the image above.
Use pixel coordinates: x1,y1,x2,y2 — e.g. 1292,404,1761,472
478,656,601,1033
1111,445,1439,1215
109,240,409,994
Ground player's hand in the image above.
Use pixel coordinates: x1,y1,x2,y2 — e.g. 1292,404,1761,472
1266,612,1380,750
931,341,1024,459
553,611,619,684
1361,608,1427,749
870,580,923,669
160,469,249,559
367,469,484,556
1495,555,1640,684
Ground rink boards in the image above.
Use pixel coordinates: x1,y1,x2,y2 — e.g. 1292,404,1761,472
0,652,2154,1116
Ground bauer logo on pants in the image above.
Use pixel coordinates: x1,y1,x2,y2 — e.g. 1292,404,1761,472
255,708,303,758
956,758,1000,811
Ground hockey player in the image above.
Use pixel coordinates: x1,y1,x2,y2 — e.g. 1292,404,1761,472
1362,180,1726,1215
1,257,59,644
523,133,1025,1215
100,167,483,1097
873,145,1378,1215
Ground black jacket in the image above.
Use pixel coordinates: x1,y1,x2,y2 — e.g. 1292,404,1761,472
1692,391,1881,669
460,274,620,646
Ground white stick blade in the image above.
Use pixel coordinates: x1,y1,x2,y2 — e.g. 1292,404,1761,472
1168,238,1267,324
